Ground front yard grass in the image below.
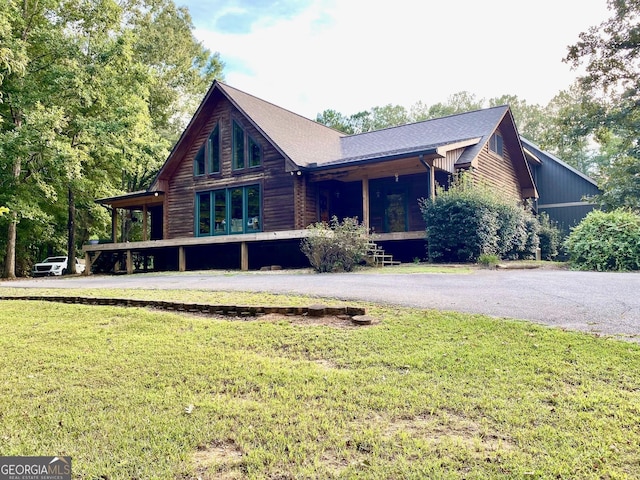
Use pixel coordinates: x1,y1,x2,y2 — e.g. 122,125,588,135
0,289,639,479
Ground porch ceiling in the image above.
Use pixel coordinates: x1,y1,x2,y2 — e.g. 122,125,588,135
307,155,435,182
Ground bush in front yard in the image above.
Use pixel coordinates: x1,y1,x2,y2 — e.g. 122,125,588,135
537,212,562,260
300,216,371,272
495,200,540,260
564,209,640,271
419,175,539,263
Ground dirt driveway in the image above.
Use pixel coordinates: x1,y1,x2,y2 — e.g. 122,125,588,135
3,268,640,342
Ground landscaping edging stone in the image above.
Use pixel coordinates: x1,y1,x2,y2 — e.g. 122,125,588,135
0,296,366,318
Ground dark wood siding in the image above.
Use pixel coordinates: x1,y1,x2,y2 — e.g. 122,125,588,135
165,97,296,238
474,131,522,201
302,179,319,228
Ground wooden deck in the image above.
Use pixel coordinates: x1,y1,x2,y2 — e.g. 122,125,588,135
82,230,425,274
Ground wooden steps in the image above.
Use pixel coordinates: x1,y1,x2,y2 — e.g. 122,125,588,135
366,241,401,267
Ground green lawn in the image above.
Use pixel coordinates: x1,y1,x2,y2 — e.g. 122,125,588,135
0,288,639,479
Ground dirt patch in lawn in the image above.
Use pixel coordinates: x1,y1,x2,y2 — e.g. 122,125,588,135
185,311,377,329
192,440,244,480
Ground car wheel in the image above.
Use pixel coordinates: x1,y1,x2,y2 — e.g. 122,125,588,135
62,268,67,275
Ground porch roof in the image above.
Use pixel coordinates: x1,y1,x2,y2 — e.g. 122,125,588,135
96,190,165,209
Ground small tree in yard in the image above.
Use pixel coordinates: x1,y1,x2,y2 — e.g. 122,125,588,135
301,216,371,272
565,209,640,271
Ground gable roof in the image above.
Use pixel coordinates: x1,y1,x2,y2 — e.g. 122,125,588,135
217,83,345,168
221,82,512,169
520,137,599,187
151,81,536,197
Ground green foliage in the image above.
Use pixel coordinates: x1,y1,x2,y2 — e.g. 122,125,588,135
0,0,225,277
419,175,539,263
538,212,562,260
478,253,500,268
564,2,640,211
564,209,640,271
300,216,370,272
593,154,640,212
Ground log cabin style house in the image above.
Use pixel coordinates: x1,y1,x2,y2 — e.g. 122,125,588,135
87,81,592,273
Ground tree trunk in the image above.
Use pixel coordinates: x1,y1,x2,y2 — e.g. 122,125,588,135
3,152,22,279
67,186,76,274
3,212,18,279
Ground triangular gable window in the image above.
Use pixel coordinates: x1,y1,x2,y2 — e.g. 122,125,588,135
233,120,262,170
489,133,504,157
194,124,220,176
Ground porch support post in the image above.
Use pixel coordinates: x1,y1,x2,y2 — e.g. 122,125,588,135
178,246,186,272
361,178,370,231
240,242,249,271
420,155,436,201
111,208,118,243
126,249,133,274
429,160,436,200
84,252,91,276
142,204,148,242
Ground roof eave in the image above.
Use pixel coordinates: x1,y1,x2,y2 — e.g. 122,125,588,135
303,147,440,172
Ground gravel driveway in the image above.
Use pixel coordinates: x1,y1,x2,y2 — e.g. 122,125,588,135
3,268,640,341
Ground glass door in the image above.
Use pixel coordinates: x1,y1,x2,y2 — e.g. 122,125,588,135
385,189,407,232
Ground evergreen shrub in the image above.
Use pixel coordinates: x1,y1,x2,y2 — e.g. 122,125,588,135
537,212,562,260
564,209,640,271
419,174,539,263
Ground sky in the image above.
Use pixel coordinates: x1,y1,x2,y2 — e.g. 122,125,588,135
177,0,611,119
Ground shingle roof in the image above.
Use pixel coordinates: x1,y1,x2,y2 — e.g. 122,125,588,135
220,81,508,168
335,106,508,167
218,83,345,167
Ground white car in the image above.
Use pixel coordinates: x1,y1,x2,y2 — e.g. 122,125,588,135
32,256,86,277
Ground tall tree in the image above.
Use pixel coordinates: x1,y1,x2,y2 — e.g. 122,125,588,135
413,91,485,121
0,0,69,278
0,0,224,278
489,95,547,144
316,109,353,133
535,87,602,175
565,0,640,210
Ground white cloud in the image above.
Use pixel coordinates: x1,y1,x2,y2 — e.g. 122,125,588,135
190,0,610,118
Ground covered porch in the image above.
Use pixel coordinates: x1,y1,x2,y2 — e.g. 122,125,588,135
307,141,477,234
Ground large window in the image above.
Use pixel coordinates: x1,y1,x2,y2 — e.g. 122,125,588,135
197,191,211,234
232,120,262,170
196,185,261,236
194,125,220,176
